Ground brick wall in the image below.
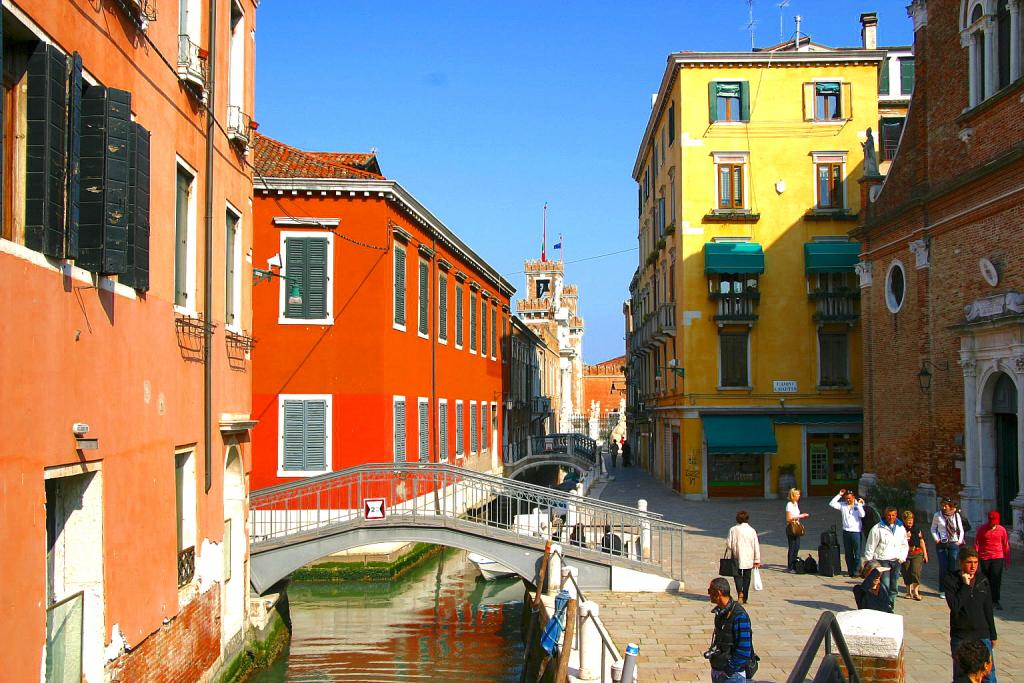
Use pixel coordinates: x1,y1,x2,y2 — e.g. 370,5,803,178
108,584,221,682
838,649,906,683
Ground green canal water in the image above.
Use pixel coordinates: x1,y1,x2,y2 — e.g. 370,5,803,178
251,548,526,682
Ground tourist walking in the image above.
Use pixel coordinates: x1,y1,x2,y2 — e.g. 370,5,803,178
724,511,761,604
974,510,1011,610
829,488,866,577
608,441,619,468
853,561,893,612
706,577,755,683
861,507,909,609
932,498,967,598
901,510,928,600
942,549,997,683
785,488,809,573
955,640,994,683
621,439,632,468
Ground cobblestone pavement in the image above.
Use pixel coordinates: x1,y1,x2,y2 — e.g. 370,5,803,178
588,458,1024,682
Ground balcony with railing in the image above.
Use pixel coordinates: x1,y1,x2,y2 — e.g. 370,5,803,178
226,105,253,147
711,291,759,322
810,288,859,323
177,34,208,96
115,0,157,29
655,303,675,339
532,395,552,415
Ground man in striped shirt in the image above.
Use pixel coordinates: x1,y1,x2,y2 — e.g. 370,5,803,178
707,577,754,682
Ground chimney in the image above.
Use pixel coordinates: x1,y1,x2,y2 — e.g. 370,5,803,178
860,12,878,50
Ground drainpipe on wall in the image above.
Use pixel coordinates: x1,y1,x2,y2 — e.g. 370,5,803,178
203,0,218,493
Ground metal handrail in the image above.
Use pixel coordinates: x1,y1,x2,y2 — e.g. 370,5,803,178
561,567,622,682
785,611,861,683
249,462,683,581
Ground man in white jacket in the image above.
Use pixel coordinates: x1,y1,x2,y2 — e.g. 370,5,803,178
829,489,866,578
862,507,909,609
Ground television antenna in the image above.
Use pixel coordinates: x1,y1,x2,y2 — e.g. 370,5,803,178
745,0,758,50
777,0,791,42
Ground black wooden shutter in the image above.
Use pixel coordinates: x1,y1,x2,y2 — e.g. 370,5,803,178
78,86,131,274
122,122,151,290
26,43,68,257
65,53,83,259
305,237,329,319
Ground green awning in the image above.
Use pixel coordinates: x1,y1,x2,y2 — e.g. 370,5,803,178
773,413,863,425
704,242,765,275
703,415,778,455
714,82,741,97
815,81,841,95
804,242,861,273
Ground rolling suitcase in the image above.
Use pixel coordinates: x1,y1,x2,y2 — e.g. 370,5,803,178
818,542,841,577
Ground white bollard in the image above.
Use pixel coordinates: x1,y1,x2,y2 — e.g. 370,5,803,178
546,545,562,595
637,499,651,562
620,642,639,682
561,565,579,599
578,600,601,680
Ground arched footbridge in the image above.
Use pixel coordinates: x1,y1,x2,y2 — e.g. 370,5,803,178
249,463,684,594
502,433,600,480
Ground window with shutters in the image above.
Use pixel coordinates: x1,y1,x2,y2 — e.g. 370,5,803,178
470,400,478,454
455,401,465,458
879,117,905,161
898,57,915,96
3,37,33,247
394,396,407,463
805,81,851,121
709,81,749,123
819,332,850,387
490,306,497,359
225,205,242,329
480,297,487,358
418,259,429,338
279,232,332,324
716,164,745,210
470,290,478,353
438,272,448,343
417,398,430,462
719,332,749,388
482,403,490,451
278,395,331,476
393,244,407,331
815,162,844,209
438,399,449,462
455,284,464,349
174,161,198,311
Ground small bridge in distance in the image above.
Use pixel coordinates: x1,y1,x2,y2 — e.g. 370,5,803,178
248,462,684,594
502,432,600,480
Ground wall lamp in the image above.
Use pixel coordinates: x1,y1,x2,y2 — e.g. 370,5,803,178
654,366,685,379
253,268,303,305
918,359,949,391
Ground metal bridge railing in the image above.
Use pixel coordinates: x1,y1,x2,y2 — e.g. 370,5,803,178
504,432,599,469
249,462,684,582
786,611,861,683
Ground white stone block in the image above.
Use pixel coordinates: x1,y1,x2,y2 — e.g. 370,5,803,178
835,609,903,659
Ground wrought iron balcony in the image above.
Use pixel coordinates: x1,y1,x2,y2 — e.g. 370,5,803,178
177,545,196,586
226,106,253,147
531,396,552,415
810,288,859,323
711,291,759,322
115,0,157,29
177,34,208,97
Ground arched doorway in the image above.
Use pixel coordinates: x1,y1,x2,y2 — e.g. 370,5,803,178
992,373,1019,521
222,446,246,645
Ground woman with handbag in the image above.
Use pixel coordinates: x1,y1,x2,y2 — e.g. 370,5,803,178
785,488,810,573
725,510,761,603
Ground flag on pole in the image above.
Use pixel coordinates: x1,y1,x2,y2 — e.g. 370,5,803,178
541,203,548,262
553,234,562,251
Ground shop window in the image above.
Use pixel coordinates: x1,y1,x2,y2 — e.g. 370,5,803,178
808,433,862,495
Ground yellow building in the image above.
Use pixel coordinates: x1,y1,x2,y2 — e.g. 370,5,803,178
627,45,884,499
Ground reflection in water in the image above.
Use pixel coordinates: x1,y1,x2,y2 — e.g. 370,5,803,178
252,548,525,682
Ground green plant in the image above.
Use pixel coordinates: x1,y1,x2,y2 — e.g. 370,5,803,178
645,251,658,267
656,237,666,251
867,479,915,513
664,223,676,236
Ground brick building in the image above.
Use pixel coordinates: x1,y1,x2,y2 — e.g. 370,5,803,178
583,355,627,427
250,134,514,491
0,0,257,679
853,0,1024,536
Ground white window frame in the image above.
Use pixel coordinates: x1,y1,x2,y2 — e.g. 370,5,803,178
438,398,449,463
438,272,448,345
885,260,906,313
278,230,335,325
174,157,199,316
225,201,243,333
811,152,848,211
470,400,478,455
276,394,333,477
393,395,407,463
393,243,407,332
711,151,749,213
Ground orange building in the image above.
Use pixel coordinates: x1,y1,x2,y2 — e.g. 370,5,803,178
583,355,627,421
251,134,514,491
0,0,257,680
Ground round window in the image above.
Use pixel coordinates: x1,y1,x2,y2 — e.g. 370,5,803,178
885,261,905,313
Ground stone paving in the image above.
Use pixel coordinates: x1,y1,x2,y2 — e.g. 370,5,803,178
588,458,1024,682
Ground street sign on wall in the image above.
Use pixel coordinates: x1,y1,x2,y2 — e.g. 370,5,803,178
772,380,798,393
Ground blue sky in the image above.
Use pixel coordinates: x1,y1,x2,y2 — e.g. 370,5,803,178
255,1,914,363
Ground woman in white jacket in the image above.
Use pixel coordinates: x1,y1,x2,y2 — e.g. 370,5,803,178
725,510,761,603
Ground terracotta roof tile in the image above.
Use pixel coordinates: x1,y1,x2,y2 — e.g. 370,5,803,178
252,133,384,180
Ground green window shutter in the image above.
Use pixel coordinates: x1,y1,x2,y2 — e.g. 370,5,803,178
899,58,914,95
304,400,327,470
879,59,890,94
482,404,489,450
490,307,497,357
456,403,464,456
708,81,718,123
455,286,464,346
418,261,429,335
739,82,750,121
470,291,478,351
394,399,406,462
480,299,487,354
304,237,329,319
438,274,448,340
26,43,68,258
439,403,448,459
418,401,429,462
283,237,307,319
78,86,131,274
122,122,151,291
470,403,478,453
281,400,307,471
394,245,407,326
65,53,83,259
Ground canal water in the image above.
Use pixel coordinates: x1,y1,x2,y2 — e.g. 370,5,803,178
252,548,526,682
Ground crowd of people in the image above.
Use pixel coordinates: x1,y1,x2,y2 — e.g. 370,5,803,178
704,487,1012,683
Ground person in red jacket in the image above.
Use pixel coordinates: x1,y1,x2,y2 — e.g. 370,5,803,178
974,510,1011,610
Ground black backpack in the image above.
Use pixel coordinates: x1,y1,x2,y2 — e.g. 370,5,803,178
803,554,818,574
820,525,839,547
793,557,806,574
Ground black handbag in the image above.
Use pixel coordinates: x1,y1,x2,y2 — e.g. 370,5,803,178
719,548,737,576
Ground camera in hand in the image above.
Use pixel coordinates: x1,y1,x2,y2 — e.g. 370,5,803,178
703,645,720,660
